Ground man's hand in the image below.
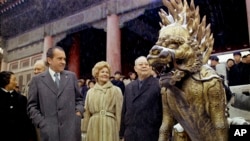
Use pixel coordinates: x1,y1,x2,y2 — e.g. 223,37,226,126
76,111,82,117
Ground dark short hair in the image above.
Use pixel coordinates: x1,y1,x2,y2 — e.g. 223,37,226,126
46,46,64,59
88,80,96,86
210,56,219,62
114,71,122,75
226,58,235,63
46,46,64,66
0,71,14,88
233,51,241,56
128,71,135,76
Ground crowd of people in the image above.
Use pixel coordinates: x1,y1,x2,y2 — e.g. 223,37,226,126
210,51,250,86
209,51,250,111
1,46,249,141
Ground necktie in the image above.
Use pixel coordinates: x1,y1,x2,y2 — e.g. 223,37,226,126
54,73,60,88
139,81,143,90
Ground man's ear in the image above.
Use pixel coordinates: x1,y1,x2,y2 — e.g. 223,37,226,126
134,66,137,72
47,57,52,65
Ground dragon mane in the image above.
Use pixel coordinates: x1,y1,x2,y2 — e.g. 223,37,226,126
158,0,214,65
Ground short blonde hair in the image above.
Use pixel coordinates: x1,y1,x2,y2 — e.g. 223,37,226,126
92,61,111,79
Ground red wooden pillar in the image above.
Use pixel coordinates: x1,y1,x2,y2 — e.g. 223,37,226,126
246,0,250,43
42,36,53,60
106,14,121,74
68,34,80,78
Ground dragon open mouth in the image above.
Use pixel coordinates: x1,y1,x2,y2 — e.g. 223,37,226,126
147,45,176,75
153,61,175,76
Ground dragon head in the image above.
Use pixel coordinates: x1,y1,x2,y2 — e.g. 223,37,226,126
147,0,214,85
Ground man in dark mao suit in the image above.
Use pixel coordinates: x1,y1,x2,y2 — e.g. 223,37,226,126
120,56,163,141
27,46,84,141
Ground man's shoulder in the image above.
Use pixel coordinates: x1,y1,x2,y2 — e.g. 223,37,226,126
32,71,47,79
146,76,160,83
62,70,76,76
126,79,137,87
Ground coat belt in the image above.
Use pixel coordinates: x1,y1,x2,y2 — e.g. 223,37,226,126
93,110,115,118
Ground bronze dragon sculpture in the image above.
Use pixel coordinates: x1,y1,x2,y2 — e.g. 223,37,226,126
147,0,229,141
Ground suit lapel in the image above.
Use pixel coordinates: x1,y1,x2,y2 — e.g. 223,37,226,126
41,71,58,95
139,81,150,95
132,77,151,102
132,82,139,98
58,71,70,96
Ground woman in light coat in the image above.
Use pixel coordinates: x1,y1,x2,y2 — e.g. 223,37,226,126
82,61,123,141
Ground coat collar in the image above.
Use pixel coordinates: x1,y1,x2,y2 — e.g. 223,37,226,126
94,81,113,90
40,70,70,96
132,76,153,102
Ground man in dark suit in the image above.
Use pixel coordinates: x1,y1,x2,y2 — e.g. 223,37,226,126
27,46,84,141
120,56,163,141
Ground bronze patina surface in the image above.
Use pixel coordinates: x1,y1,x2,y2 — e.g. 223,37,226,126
147,0,228,141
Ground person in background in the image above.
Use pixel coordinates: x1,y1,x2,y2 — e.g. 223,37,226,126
210,56,219,70
81,78,90,97
123,71,137,86
119,75,125,82
82,61,123,141
241,55,247,63
87,80,95,89
111,71,125,95
78,79,84,88
128,71,136,80
78,79,85,95
23,59,46,97
120,56,163,141
27,46,84,141
226,59,235,70
229,51,249,86
82,79,96,104
233,51,242,65
0,71,37,141
33,60,47,75
226,58,235,87
243,54,250,84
